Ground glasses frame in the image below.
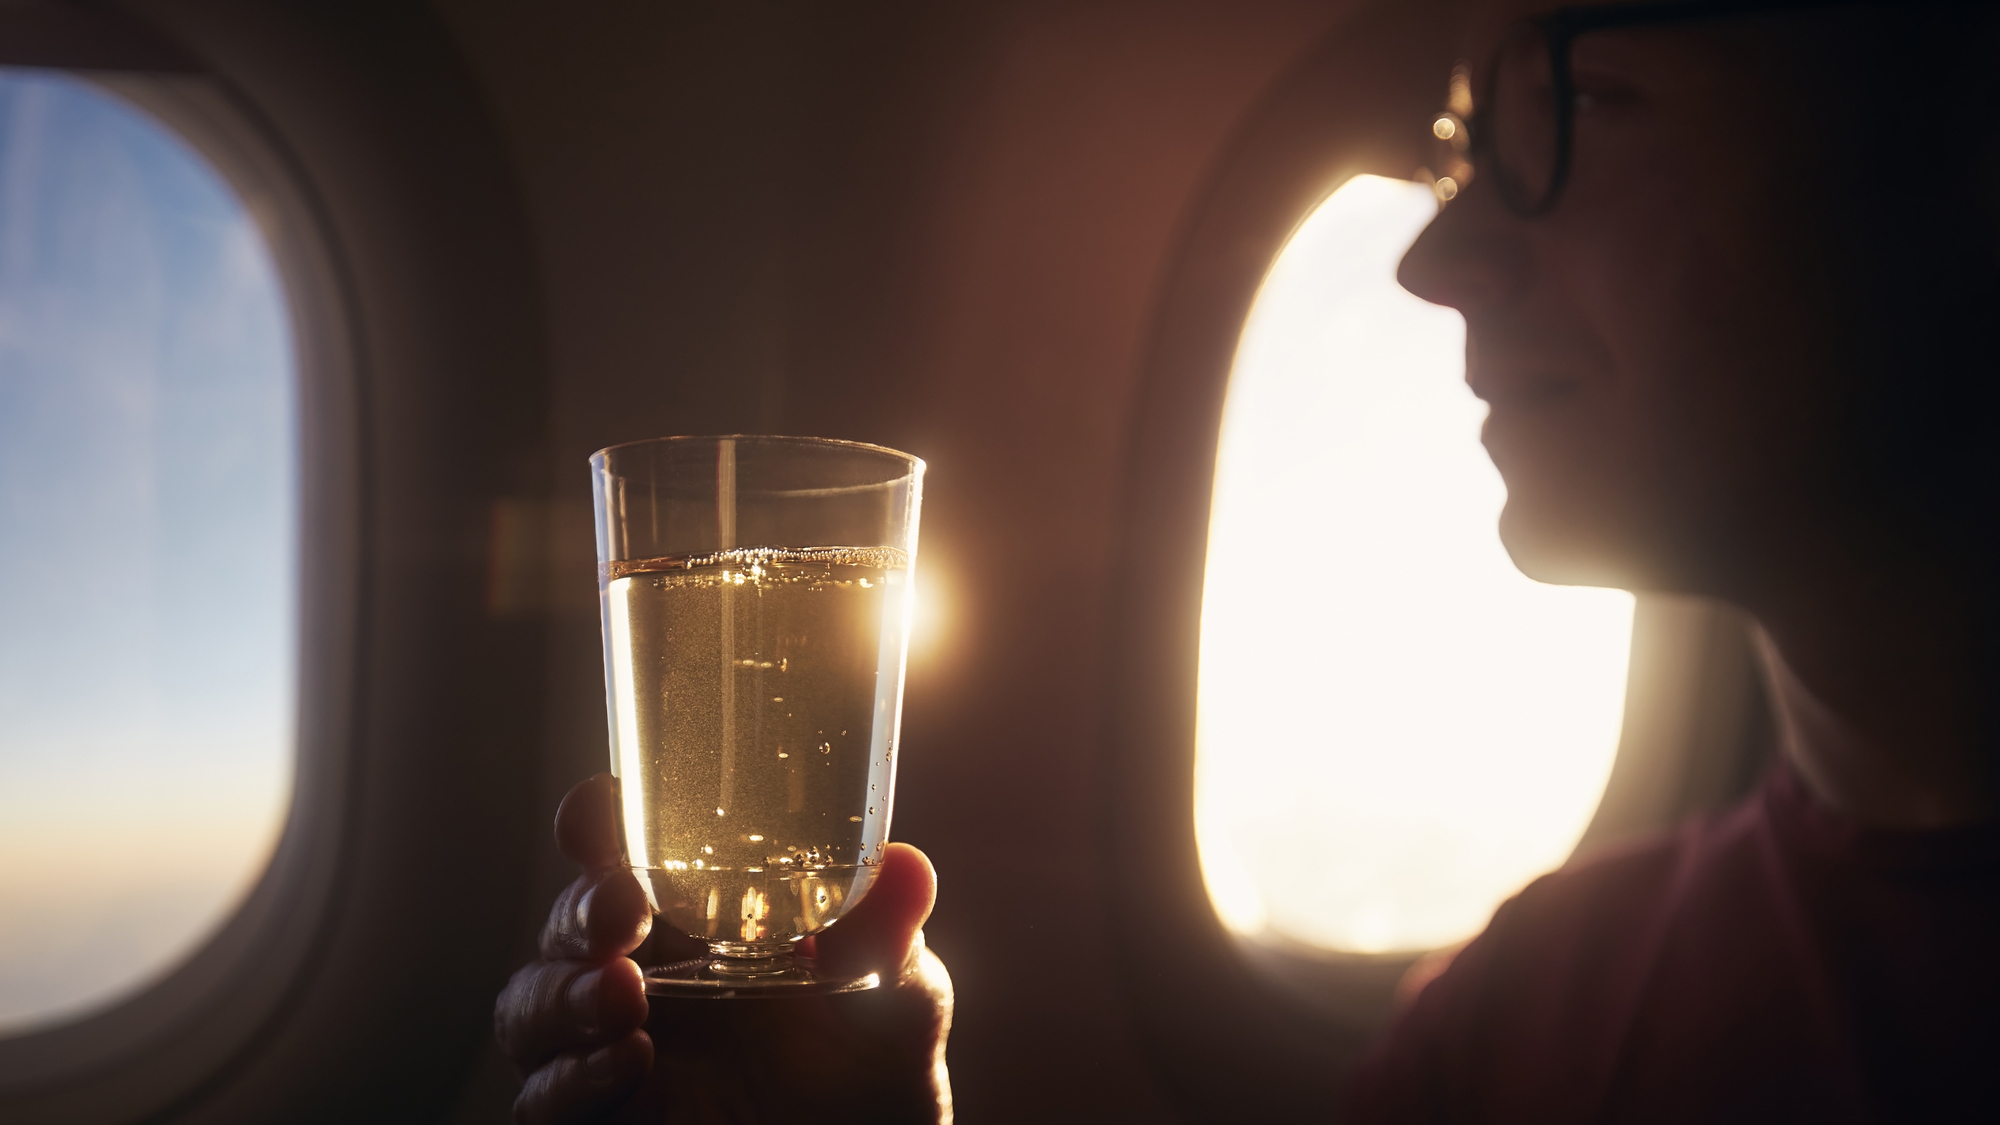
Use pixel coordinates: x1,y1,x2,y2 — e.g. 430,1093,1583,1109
1463,0,1972,216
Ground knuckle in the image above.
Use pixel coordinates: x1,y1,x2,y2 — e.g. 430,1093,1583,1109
496,960,589,1063
532,962,587,1031
513,1042,642,1125
494,963,544,1057
512,1055,575,1125
540,876,594,959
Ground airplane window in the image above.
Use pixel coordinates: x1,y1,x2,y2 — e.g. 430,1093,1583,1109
1195,175,1634,956
0,70,295,1033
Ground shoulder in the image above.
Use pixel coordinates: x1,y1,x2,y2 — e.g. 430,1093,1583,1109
1449,794,1776,1010
1341,819,1749,1122
1437,830,1695,1037
1483,829,1696,969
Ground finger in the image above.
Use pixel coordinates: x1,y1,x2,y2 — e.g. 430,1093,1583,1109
555,773,622,871
513,1029,652,1125
496,957,649,1069
541,868,653,961
810,843,936,979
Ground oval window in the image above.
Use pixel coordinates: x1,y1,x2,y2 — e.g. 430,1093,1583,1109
1195,175,1634,956
0,70,295,1033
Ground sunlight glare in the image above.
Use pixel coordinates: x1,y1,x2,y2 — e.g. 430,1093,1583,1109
906,564,950,663
1194,175,1634,955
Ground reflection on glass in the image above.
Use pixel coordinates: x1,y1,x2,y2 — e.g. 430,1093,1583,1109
0,70,295,1033
1195,175,1633,955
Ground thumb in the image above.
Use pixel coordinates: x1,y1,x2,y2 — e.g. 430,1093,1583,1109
808,843,936,979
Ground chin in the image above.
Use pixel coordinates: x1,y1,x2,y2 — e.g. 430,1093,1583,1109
1496,500,1652,591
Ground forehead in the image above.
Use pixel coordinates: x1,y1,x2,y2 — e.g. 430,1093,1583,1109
1452,0,1702,54
1447,0,1775,91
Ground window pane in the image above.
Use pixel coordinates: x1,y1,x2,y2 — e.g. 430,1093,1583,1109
0,70,295,1033
1196,175,1632,955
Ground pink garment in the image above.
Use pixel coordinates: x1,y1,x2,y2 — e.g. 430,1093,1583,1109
1340,766,2000,1123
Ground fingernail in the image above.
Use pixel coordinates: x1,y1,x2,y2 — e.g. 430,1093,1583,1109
566,968,602,1036
585,1044,619,1084
574,883,596,935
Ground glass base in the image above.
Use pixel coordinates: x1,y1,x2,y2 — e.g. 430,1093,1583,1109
642,950,881,999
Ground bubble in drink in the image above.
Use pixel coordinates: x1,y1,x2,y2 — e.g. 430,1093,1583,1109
600,547,910,944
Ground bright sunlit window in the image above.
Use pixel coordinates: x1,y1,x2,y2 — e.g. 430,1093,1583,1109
0,71,295,1033
1195,175,1633,956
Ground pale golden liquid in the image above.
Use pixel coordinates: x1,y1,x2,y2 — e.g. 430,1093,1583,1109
601,547,909,945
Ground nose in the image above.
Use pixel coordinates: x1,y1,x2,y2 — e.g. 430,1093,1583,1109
1396,177,1528,316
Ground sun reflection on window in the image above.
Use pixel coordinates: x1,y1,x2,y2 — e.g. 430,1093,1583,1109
1195,175,1633,955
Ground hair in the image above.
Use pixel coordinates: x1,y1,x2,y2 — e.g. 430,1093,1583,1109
1763,3,2000,766
1768,5,2000,556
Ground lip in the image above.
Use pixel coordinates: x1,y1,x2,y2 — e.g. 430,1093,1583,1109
1472,364,1585,471
1467,370,1583,409
1478,404,1543,476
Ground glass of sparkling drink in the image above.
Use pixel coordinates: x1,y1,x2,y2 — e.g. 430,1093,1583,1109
590,435,923,997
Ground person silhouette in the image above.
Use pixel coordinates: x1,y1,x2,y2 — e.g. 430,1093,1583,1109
1350,1,2000,1119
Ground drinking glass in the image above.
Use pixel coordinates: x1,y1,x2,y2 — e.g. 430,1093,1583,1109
591,435,923,997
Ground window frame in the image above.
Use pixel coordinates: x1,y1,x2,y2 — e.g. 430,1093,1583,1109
0,3,557,1117
0,56,364,1116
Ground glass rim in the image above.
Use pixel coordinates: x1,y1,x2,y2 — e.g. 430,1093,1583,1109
589,433,925,475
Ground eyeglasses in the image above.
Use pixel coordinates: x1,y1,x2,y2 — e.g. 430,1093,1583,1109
1428,0,1979,216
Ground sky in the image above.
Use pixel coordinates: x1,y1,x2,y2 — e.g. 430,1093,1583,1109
0,69,295,1034
1195,175,1636,955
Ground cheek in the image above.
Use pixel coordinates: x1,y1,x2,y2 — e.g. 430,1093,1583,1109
1478,235,1751,581
1477,121,1837,590
1539,197,1831,574
1596,239,1820,506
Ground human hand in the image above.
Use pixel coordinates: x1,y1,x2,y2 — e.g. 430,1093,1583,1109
495,773,953,1124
